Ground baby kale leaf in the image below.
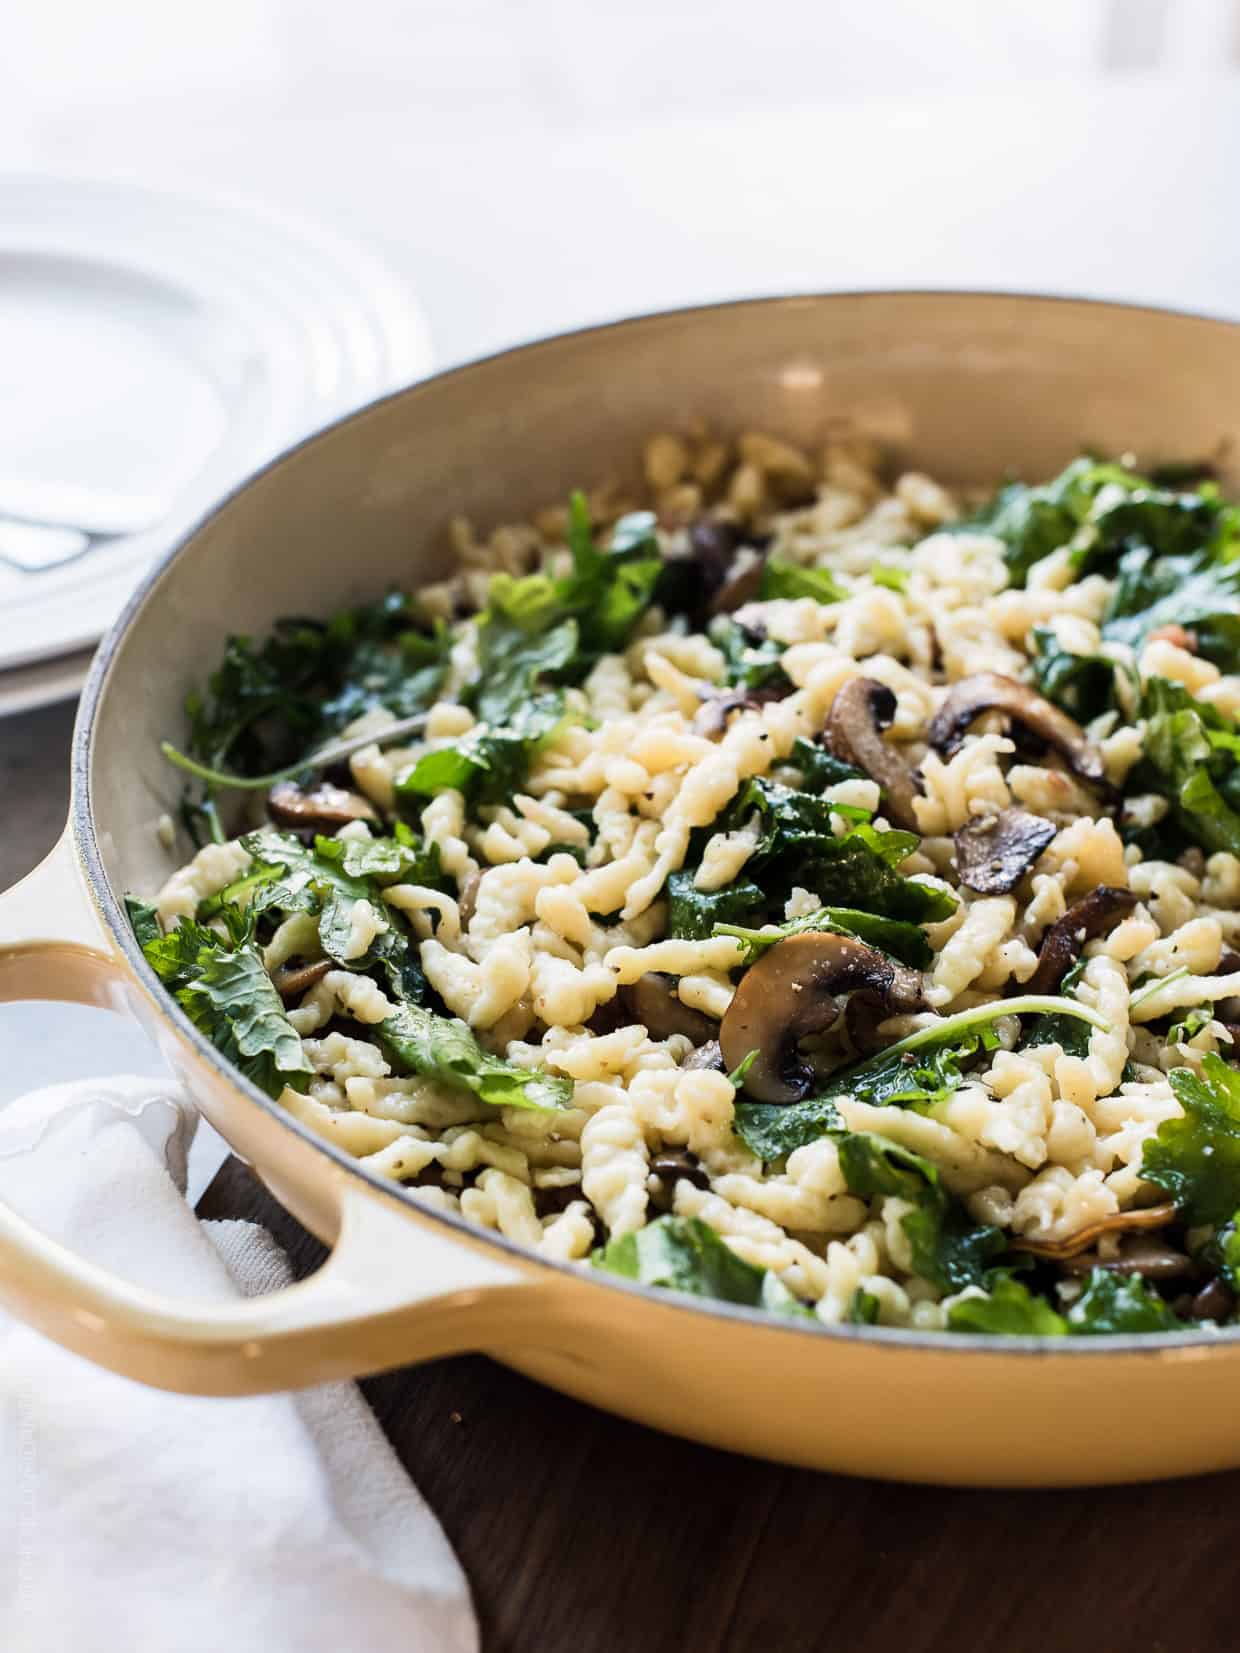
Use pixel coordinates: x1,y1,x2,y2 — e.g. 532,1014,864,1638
716,905,932,969
666,870,766,940
1103,545,1240,667
176,943,312,1098
1029,626,1124,723
786,736,865,792
961,458,1135,586
123,896,162,951
312,824,446,889
834,1132,1004,1293
186,596,451,778
707,617,791,695
759,558,847,605
1134,676,1240,856
947,1275,1068,1336
1064,1269,1191,1335
378,1001,572,1112
396,693,569,806
963,458,1227,591
731,1096,846,1163
1142,1053,1240,1226
592,1214,813,1319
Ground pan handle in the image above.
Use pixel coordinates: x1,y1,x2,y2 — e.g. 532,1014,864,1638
0,1174,543,1395
0,824,126,1006
0,828,556,1393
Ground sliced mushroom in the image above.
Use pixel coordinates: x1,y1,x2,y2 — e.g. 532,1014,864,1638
708,553,765,615
1059,1233,1193,1280
685,516,742,601
623,973,719,1044
1011,1201,1177,1261
534,1183,584,1218
268,780,377,831
272,957,332,1002
844,965,929,1053
720,932,923,1103
649,1151,711,1213
954,808,1057,895
681,1039,725,1072
1024,886,1139,995
926,672,1107,787
824,677,921,829
457,870,483,931
693,681,789,738
1190,1277,1237,1322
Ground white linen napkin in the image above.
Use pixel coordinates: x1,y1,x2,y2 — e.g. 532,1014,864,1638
0,1076,478,1653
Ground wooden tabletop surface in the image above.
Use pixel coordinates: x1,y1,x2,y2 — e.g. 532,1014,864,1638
198,1154,1236,1653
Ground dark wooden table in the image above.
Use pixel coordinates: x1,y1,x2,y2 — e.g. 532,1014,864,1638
6,701,1236,1652
199,1155,1235,1653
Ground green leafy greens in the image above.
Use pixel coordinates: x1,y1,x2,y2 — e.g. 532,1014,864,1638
131,907,309,1099
714,778,955,926
397,494,663,806
1132,676,1240,856
1142,1054,1240,1226
707,616,790,695
759,557,846,605
665,870,766,940
591,1214,812,1318
946,1270,1193,1336
716,905,932,970
1029,626,1125,723
396,693,570,806
378,1001,572,1112
963,457,1236,591
946,1276,1068,1336
177,945,314,1098
834,1133,1004,1293
1064,1271,1190,1335
169,595,455,840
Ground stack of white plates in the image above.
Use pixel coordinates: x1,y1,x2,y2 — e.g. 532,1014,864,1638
0,174,433,716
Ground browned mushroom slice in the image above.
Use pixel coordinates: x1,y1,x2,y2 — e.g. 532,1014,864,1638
708,555,765,615
623,973,719,1044
457,870,483,931
272,957,332,1002
681,1039,725,1072
649,1149,712,1212
1010,1201,1177,1261
824,677,921,830
686,516,742,600
1024,886,1139,995
1059,1233,1193,1280
1190,1277,1237,1322
954,808,1057,895
693,682,789,738
926,672,1107,786
268,780,378,831
720,932,923,1103
693,688,752,739
844,964,929,1053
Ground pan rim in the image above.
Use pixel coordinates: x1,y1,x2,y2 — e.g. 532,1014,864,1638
72,287,1240,1359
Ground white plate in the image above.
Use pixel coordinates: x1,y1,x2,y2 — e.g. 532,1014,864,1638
0,173,433,686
